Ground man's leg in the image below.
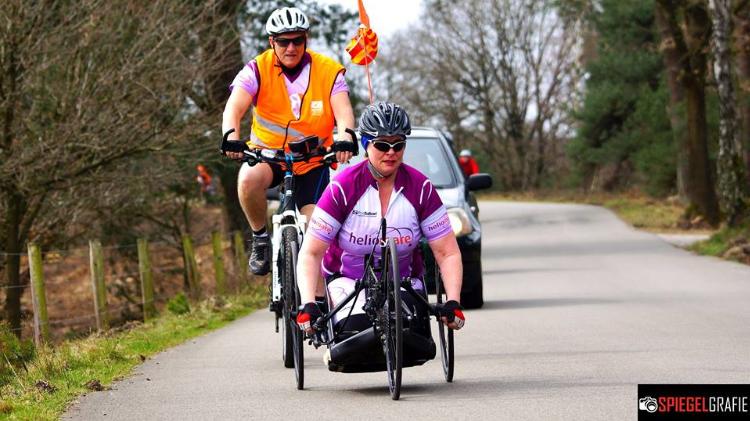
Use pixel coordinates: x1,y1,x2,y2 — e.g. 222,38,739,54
297,164,330,297
238,162,276,275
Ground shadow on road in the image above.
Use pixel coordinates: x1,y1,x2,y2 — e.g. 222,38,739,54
483,238,671,259
483,267,591,276
343,376,633,401
482,297,619,310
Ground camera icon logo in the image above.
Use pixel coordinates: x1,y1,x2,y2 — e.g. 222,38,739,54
639,396,658,413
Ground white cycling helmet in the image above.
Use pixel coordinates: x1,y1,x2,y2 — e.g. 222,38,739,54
266,7,310,35
460,149,472,157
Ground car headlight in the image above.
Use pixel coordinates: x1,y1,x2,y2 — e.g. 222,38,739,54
447,207,472,237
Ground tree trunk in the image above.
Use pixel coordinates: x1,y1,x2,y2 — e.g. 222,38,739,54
684,3,721,225
655,0,720,225
734,4,750,183
709,0,747,225
1,30,25,336
202,0,247,234
655,3,689,202
2,188,26,337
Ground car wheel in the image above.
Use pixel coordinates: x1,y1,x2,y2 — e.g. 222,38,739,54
460,261,483,309
461,281,483,309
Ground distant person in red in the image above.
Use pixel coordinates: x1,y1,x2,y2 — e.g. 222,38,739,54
458,149,479,178
196,164,215,197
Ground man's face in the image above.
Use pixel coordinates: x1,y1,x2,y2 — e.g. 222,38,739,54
270,31,307,68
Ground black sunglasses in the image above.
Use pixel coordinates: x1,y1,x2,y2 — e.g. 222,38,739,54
371,140,406,153
273,36,306,48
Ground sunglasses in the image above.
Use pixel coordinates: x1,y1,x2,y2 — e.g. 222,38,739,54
273,36,306,48
371,140,406,153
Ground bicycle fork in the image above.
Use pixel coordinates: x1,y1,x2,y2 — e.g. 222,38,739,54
270,215,306,332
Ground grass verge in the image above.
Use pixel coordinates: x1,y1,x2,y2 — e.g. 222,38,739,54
689,220,750,263
0,288,266,421
478,190,750,264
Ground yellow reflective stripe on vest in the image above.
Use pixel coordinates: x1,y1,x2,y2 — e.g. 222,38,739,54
253,112,305,139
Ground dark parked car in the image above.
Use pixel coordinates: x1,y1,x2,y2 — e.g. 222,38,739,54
337,127,492,308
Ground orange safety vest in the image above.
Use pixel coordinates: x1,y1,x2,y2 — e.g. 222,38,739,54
250,49,345,174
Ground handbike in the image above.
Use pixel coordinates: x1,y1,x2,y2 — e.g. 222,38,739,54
305,218,456,400
220,129,358,390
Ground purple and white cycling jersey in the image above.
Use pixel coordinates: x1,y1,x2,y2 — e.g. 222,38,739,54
307,160,453,282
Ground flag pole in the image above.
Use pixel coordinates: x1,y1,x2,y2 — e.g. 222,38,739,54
360,34,375,104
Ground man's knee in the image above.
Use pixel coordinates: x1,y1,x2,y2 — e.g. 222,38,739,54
300,204,316,219
238,164,273,199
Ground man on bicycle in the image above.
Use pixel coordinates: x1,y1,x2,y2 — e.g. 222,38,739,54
296,102,466,337
222,7,356,276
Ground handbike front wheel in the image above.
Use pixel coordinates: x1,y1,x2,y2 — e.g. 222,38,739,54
383,238,403,400
435,264,454,383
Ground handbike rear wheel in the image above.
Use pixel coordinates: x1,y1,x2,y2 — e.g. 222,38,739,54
383,238,403,400
435,264,454,383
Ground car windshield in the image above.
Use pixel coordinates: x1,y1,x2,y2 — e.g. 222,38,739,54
402,137,456,188
337,135,458,188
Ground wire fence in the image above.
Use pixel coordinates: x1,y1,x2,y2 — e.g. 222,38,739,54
1,230,257,345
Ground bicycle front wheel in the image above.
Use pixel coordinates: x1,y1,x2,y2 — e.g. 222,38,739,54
383,238,402,400
280,227,295,369
287,235,304,390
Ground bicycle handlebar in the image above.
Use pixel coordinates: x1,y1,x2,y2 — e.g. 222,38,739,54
219,128,359,167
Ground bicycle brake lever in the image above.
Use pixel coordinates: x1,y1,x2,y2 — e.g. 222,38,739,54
323,151,337,165
243,150,259,166
219,128,249,155
344,128,359,155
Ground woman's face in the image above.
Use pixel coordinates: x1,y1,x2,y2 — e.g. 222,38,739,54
367,135,407,178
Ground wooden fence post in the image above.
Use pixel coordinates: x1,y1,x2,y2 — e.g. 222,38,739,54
211,232,226,296
233,231,247,293
137,238,156,321
182,234,202,299
89,240,109,331
28,243,50,345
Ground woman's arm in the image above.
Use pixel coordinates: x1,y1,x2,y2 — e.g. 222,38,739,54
297,235,330,304
429,234,463,303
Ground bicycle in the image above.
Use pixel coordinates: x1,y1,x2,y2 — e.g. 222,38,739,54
304,218,456,400
220,128,358,390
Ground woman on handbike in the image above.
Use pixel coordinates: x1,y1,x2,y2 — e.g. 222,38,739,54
296,102,465,350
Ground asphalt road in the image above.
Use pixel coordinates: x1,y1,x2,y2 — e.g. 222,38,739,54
64,201,750,420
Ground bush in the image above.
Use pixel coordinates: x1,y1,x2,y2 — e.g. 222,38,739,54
166,293,190,315
0,323,35,387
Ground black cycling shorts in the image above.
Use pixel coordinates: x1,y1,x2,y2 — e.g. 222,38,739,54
267,163,330,209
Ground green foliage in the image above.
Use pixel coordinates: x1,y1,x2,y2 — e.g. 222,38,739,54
0,323,35,387
166,292,191,315
624,85,676,196
569,0,672,194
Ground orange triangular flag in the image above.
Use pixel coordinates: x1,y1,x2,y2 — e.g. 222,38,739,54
358,0,371,28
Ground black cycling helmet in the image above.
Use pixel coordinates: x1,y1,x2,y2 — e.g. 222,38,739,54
358,102,411,148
